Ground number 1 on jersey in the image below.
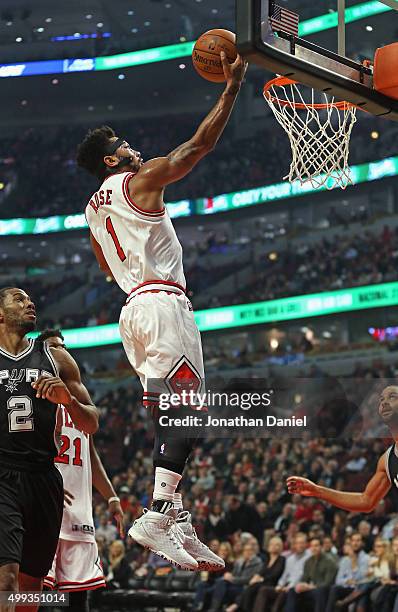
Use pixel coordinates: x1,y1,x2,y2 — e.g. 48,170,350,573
106,216,126,262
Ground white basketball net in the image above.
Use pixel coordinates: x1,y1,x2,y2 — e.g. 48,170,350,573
263,80,357,190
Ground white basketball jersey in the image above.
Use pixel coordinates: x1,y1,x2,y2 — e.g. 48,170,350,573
55,406,95,543
85,171,186,295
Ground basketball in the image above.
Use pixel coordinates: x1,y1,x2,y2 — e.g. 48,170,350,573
192,29,237,83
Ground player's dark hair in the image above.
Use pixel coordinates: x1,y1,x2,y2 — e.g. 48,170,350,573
37,328,64,342
76,125,116,180
0,287,15,306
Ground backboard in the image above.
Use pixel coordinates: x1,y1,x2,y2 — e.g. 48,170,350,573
236,0,398,120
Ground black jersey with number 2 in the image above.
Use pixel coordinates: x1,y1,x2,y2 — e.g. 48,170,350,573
0,338,61,471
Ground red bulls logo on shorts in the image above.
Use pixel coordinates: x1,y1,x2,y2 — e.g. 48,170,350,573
165,356,204,410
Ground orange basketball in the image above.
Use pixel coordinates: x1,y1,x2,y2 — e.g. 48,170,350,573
192,29,237,83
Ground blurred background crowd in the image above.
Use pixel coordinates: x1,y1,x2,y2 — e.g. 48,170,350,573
2,0,398,609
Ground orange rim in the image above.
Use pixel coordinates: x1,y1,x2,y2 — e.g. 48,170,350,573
263,76,356,110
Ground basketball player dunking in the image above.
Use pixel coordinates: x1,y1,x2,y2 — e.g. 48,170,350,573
0,288,99,612
77,52,247,570
287,386,398,513
39,330,124,612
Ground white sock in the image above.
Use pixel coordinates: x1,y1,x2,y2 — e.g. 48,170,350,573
153,467,182,502
173,492,183,511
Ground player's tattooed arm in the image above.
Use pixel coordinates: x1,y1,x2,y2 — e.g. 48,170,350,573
287,453,391,513
89,436,125,537
132,53,248,189
32,348,99,434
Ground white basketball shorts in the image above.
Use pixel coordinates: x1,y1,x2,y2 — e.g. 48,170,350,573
43,539,106,592
119,289,205,408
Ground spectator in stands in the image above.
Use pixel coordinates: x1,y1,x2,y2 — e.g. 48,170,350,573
226,535,285,612
345,446,367,472
262,491,282,527
310,508,331,535
274,503,294,535
369,499,389,533
324,532,369,611
105,540,131,589
358,519,374,553
225,496,264,544
382,516,398,540
284,537,337,612
252,532,311,612
335,537,391,610
96,513,118,545
293,496,315,528
206,541,262,612
191,541,235,612
374,535,398,612
322,535,338,562
204,503,229,541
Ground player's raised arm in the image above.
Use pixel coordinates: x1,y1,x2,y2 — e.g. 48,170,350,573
134,53,248,189
287,453,391,513
32,348,99,434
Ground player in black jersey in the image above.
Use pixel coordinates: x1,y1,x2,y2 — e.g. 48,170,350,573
0,287,99,612
287,385,398,513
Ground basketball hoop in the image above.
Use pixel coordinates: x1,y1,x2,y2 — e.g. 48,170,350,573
263,76,358,190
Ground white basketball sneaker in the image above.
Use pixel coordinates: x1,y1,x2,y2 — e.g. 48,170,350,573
176,511,225,571
128,509,198,571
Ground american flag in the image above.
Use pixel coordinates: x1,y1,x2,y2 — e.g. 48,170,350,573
269,2,299,37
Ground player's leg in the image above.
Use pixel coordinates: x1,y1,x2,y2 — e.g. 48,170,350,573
122,292,223,569
150,411,224,569
42,545,58,594
17,574,42,612
120,294,193,508
156,293,224,570
53,539,106,609
120,293,199,569
0,563,18,612
147,292,206,513
127,425,199,569
151,406,196,513
19,468,63,609
0,467,27,612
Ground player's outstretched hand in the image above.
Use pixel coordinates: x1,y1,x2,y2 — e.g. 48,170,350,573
32,375,73,405
286,476,317,497
220,51,248,87
109,499,125,538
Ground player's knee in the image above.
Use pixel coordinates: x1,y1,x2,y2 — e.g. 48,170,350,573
152,410,194,470
0,565,18,591
153,439,194,474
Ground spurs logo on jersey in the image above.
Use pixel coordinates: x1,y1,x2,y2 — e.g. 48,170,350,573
0,368,53,393
55,406,95,542
85,172,186,295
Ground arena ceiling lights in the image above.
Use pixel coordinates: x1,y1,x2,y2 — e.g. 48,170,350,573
0,1,393,78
